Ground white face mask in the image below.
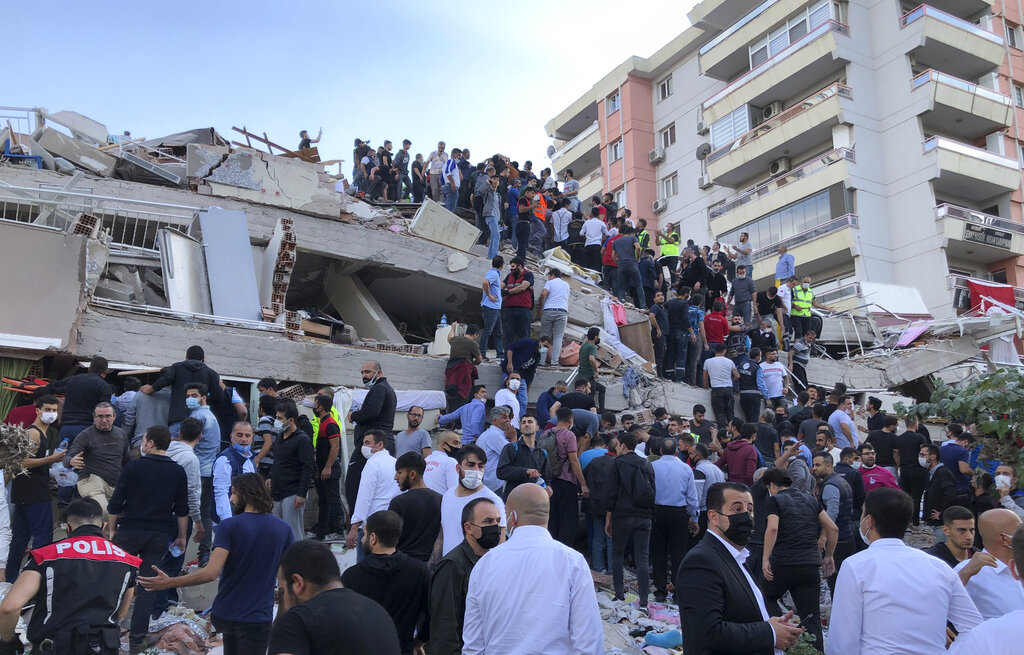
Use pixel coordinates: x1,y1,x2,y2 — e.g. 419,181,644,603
538,346,548,363
996,474,1013,489
859,517,871,544
41,411,58,424
461,469,484,490
361,445,374,459
508,379,521,392
918,456,929,468
852,461,862,470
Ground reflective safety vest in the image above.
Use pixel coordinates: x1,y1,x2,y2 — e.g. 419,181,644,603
637,229,651,250
792,287,814,317
659,233,680,257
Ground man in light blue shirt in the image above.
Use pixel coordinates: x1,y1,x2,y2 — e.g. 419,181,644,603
184,382,220,567
476,407,514,494
827,395,858,449
775,245,795,284
479,256,504,360
437,385,488,444
650,438,699,602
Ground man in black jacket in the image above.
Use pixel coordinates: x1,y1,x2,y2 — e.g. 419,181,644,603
835,447,867,549
270,399,315,542
584,435,616,574
605,430,656,608
44,356,113,444
676,482,804,654
922,443,960,540
347,361,397,512
428,497,501,655
141,346,227,432
496,415,551,499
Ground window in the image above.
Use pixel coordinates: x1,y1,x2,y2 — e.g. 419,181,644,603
718,190,832,251
1007,23,1022,49
662,173,679,197
1014,84,1024,108
614,188,627,208
710,106,751,150
609,140,624,162
657,76,674,102
1018,144,1024,167
606,92,621,115
660,124,677,149
748,0,831,69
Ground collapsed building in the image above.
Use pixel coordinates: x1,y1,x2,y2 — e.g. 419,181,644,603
0,106,1020,449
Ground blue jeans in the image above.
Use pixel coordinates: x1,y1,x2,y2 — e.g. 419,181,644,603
57,423,90,446
587,513,612,573
503,306,533,344
443,184,458,212
667,330,690,382
6,502,53,582
480,306,503,356
686,343,705,386
616,264,645,307
486,215,500,258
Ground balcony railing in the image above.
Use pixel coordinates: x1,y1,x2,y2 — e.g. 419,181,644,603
936,204,1024,235
550,121,599,163
709,147,854,219
752,213,858,260
900,4,1004,46
923,136,1021,169
817,282,862,305
698,0,780,56
947,274,1024,309
708,83,851,163
911,69,1011,105
702,20,850,111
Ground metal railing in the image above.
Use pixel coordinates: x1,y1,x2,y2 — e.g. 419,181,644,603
699,0,780,56
923,135,1021,169
0,106,39,137
550,122,599,162
900,4,1004,46
90,298,286,332
947,274,1024,308
708,83,851,163
751,213,858,260
936,204,1024,235
911,69,1011,105
709,147,854,219
702,20,850,111
817,282,862,305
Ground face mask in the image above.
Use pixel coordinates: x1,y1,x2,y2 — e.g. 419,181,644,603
476,524,502,549
918,456,929,468
461,469,484,490
508,379,521,392
996,474,1013,489
738,273,746,278
363,371,378,389
594,338,601,346
506,510,518,537
852,461,862,470
274,418,287,431
538,346,548,363
721,511,754,547
186,397,201,411
361,445,374,459
41,411,58,424
859,517,871,544
232,443,252,457
802,283,810,289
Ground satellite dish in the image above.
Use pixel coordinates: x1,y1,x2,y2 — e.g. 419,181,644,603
696,143,712,161
546,145,557,158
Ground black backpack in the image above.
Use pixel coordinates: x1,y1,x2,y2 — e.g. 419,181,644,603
537,428,568,478
629,459,656,509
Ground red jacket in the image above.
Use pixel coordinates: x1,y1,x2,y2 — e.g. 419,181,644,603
717,439,758,485
704,311,729,344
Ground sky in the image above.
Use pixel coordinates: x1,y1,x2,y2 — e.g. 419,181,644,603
8,0,696,169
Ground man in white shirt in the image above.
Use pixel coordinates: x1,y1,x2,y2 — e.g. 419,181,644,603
212,421,256,525
345,429,399,561
703,343,740,431
550,199,572,248
828,487,982,655
441,148,462,212
778,277,796,342
759,348,789,402
463,483,602,655
539,269,571,366
581,211,608,272
476,407,515,493
423,431,460,495
425,141,448,202
954,508,1024,619
440,445,506,555
949,523,1024,653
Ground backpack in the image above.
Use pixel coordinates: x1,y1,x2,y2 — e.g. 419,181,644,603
537,428,568,477
629,459,656,509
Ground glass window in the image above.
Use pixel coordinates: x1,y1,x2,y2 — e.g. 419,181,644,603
607,92,621,115
808,0,831,29
609,140,623,162
658,76,673,102
716,190,833,251
1015,84,1024,108
661,124,676,148
749,36,769,69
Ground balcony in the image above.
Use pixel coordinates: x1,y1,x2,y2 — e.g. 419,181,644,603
709,148,853,231
912,70,1012,140
549,121,600,176
923,136,1021,202
702,20,850,125
698,0,809,81
688,0,764,30
707,83,850,187
752,213,857,261
936,204,1024,262
948,274,1024,311
926,0,993,16
901,5,1004,81
817,282,863,309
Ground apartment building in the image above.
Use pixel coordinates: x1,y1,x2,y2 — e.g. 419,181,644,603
546,0,1024,319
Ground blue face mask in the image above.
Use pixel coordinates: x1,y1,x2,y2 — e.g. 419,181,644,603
232,443,252,457
185,397,201,411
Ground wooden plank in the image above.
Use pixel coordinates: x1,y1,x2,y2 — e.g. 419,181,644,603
231,126,317,163
263,132,273,154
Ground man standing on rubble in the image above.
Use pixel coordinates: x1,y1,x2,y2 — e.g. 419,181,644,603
426,141,448,202
347,361,397,513
479,256,504,361
394,139,412,201
502,257,535,344
442,148,462,212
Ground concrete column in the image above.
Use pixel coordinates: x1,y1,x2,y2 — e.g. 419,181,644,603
323,262,406,343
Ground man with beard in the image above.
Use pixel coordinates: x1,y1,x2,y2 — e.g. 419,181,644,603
388,453,442,563
440,445,507,555
424,431,462,495
395,406,431,458
347,361,397,518
139,473,293,655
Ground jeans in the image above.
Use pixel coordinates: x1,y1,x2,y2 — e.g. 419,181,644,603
601,265,617,292
273,495,306,543
152,521,193,618
828,537,855,595
412,181,425,203
791,315,811,340
515,221,532,260
685,341,704,386
651,505,690,598
612,516,652,604
480,306,503,356
666,330,690,382
734,300,752,326
900,466,929,526
740,392,763,425
710,387,734,431
540,309,568,363
313,466,344,537
443,184,459,212
503,306,533,344
652,333,667,378
396,173,412,200
587,513,612,573
764,564,823,650
6,502,53,582
115,529,171,644
199,476,213,563
583,244,602,271
57,423,90,447
486,215,500,258
616,264,645,307
211,616,272,655
549,478,579,547
791,361,808,391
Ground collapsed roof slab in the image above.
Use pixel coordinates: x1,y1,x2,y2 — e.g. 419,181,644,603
323,263,406,344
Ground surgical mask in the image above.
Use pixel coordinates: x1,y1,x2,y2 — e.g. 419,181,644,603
41,411,58,424
721,512,754,547
738,273,746,278
361,445,374,459
996,474,1013,489
461,469,484,490
232,443,252,457
802,283,810,289
506,510,518,537
859,516,871,544
538,346,548,363
476,524,501,549
852,461,862,470
508,379,521,392
185,397,201,411
918,456,929,468
363,371,379,389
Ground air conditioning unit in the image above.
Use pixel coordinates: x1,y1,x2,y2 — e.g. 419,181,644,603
697,174,712,190
696,119,708,135
761,101,784,121
769,157,791,176
652,198,668,213
649,147,666,164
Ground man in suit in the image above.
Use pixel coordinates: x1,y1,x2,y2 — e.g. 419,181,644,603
676,482,804,654
921,443,960,543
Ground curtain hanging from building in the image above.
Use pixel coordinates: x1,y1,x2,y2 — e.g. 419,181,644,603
0,357,32,421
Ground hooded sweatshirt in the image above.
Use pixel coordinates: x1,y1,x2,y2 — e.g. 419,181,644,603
151,359,227,425
340,551,431,655
717,438,759,485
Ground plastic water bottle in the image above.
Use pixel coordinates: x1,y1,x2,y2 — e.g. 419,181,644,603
536,477,547,488
440,314,448,328
168,541,183,558
56,438,69,453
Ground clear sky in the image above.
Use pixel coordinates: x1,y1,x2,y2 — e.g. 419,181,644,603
8,0,696,170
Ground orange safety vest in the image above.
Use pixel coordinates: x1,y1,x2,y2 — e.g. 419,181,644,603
533,194,548,222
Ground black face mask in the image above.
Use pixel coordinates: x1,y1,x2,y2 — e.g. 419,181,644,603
476,524,501,549
720,512,754,547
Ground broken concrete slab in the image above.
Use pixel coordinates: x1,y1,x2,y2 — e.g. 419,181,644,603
42,110,108,145
201,148,336,210
34,128,115,176
410,199,481,252
447,252,469,273
323,262,406,344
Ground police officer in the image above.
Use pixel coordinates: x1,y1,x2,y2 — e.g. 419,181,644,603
0,498,140,654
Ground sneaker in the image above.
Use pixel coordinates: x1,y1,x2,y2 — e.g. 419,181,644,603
653,593,667,603
325,532,346,542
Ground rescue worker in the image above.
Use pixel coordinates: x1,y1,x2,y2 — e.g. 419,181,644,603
790,275,833,341
0,498,140,655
